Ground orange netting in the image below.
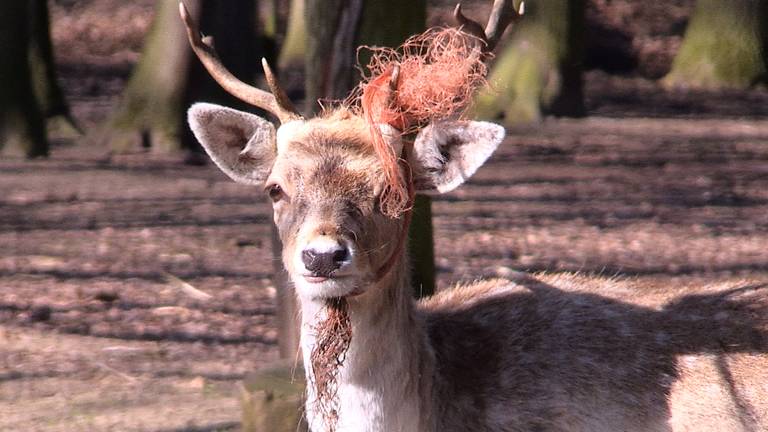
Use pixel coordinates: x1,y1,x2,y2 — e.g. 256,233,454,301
310,298,352,432
353,27,488,218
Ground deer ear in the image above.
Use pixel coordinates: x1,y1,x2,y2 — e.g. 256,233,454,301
188,103,277,185
411,120,505,193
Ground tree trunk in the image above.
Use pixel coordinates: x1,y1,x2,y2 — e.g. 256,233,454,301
664,0,768,89
28,0,80,138
408,195,436,298
0,2,47,158
271,223,301,359
260,0,278,39
98,0,264,154
278,0,306,71
473,0,585,126
96,0,197,153
304,0,360,110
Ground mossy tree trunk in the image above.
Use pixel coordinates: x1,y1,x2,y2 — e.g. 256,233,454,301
664,0,768,89
473,0,585,126
0,2,47,158
29,0,80,138
260,0,278,39
305,0,358,105
100,0,263,153
408,195,436,298
97,0,197,153
278,0,306,71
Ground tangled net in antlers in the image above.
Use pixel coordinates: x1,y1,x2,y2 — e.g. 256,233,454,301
309,298,352,432
352,27,489,218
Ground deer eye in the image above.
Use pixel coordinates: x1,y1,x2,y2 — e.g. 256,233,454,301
265,183,284,202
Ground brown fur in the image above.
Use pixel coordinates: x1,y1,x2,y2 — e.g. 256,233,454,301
420,274,768,431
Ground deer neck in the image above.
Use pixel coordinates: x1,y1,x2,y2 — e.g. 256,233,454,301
298,256,435,432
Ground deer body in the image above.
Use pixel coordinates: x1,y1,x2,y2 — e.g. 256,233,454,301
180,2,767,429
187,104,768,432
300,261,768,432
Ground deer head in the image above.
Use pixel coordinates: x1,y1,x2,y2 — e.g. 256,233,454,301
181,1,522,301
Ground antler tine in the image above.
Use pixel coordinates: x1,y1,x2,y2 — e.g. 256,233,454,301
484,0,524,52
178,2,301,123
453,4,487,42
389,65,400,92
260,59,300,117
454,1,524,53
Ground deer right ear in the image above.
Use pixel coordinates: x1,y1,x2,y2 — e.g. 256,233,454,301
411,120,505,193
188,103,277,185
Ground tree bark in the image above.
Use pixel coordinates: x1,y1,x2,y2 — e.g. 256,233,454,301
304,0,359,110
408,195,436,298
473,0,585,126
665,0,768,89
0,2,47,158
98,0,264,154
28,0,80,137
278,0,306,71
182,0,265,153
99,0,195,152
271,224,301,360
97,0,197,153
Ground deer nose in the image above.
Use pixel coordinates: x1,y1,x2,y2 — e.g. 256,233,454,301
301,247,349,276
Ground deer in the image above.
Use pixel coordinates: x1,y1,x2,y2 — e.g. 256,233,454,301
178,1,768,431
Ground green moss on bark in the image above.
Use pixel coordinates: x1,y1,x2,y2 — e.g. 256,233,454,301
278,0,306,70
99,0,194,153
665,0,768,89
472,0,585,126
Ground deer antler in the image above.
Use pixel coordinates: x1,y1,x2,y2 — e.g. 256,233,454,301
454,0,525,53
178,2,302,123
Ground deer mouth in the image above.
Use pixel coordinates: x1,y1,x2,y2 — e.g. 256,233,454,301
298,273,364,298
304,275,330,283
302,273,353,283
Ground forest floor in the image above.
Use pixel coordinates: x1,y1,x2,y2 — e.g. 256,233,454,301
3,1,768,431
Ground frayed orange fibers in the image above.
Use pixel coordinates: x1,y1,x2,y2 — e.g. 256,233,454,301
356,27,488,218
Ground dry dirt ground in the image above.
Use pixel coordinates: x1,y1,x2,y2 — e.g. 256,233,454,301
3,1,768,431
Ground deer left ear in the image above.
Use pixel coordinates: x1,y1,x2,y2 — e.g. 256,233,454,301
411,120,505,193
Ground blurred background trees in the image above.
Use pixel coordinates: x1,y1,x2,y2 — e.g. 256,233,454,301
94,0,198,153
0,2,49,157
665,0,768,89
95,0,266,154
7,0,768,156
278,0,306,71
30,0,80,139
473,0,586,125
